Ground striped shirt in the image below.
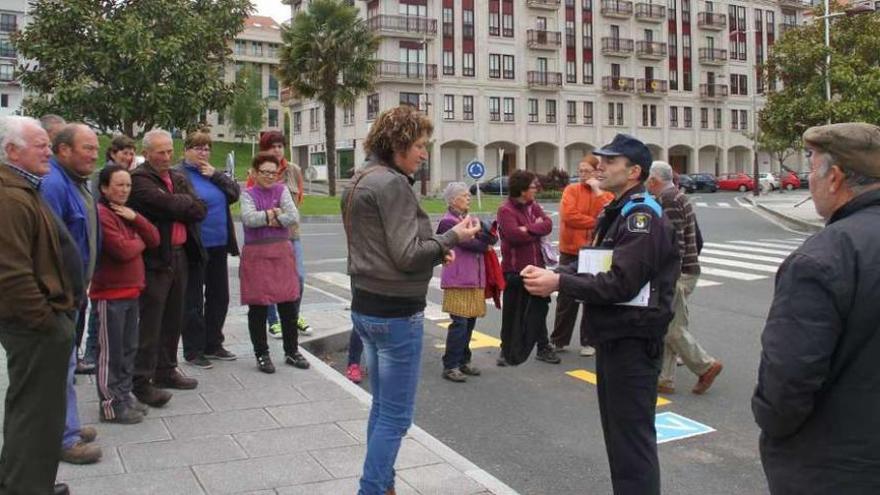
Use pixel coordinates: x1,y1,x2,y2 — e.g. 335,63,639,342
657,185,700,275
4,163,43,190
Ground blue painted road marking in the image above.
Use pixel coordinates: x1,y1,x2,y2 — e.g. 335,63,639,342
655,412,715,444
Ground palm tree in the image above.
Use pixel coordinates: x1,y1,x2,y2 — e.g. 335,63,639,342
278,0,379,197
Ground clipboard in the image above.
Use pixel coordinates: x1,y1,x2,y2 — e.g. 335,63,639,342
577,247,650,307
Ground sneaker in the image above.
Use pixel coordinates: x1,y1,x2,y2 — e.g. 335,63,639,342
256,354,275,374
129,396,149,415
346,364,363,383
205,347,237,361
285,352,310,369
676,356,685,366
442,368,468,382
459,363,481,376
268,322,283,339
579,346,596,357
100,406,144,425
535,347,561,364
74,359,96,375
79,426,97,443
185,355,213,369
658,382,676,394
552,344,567,352
60,441,102,465
692,361,723,395
133,384,172,408
153,369,198,390
297,316,313,335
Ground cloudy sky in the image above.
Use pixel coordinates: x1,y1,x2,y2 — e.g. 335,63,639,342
254,0,291,23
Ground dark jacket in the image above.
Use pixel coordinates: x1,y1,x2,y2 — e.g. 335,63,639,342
557,184,680,344
128,162,207,270
752,188,880,495
175,162,241,256
497,198,553,272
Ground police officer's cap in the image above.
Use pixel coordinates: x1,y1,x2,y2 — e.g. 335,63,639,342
803,122,880,179
592,134,653,170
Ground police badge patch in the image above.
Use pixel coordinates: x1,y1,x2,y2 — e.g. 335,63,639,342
627,212,651,233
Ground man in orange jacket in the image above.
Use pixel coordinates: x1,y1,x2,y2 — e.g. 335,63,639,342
550,155,613,356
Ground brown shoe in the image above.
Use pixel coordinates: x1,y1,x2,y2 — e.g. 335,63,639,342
657,382,676,395
79,425,97,443
692,361,724,395
60,441,102,465
133,384,173,408
154,369,198,390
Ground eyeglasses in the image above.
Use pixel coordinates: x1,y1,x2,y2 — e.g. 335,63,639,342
190,146,211,153
257,170,277,177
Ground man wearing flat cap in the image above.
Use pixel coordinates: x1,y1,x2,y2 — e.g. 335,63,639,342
752,122,880,494
521,133,680,495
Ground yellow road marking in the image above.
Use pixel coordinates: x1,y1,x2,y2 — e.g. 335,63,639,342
433,329,501,350
566,370,671,406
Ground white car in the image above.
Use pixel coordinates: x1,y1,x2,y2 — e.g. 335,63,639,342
758,173,779,191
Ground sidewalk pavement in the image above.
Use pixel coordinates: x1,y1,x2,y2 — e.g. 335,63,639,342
0,269,518,494
744,189,824,233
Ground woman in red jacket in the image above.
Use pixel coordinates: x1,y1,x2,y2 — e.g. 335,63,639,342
90,164,159,424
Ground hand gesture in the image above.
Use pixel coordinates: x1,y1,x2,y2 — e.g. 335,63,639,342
198,161,215,177
110,204,137,221
520,265,561,297
451,215,481,242
443,250,456,265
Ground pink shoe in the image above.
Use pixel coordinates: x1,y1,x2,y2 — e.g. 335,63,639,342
346,364,363,383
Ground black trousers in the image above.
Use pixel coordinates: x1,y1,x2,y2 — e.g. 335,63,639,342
550,252,584,347
135,248,188,389
0,313,74,495
596,337,663,495
182,246,230,360
95,298,139,418
248,300,301,357
500,273,550,365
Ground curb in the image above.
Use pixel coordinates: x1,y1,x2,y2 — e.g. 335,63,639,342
742,196,823,234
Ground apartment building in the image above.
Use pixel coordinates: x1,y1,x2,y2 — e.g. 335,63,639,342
289,0,810,189
0,1,26,117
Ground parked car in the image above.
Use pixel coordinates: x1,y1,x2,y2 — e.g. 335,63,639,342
469,175,509,195
779,172,801,190
690,173,719,192
717,173,755,192
677,174,697,193
797,171,811,189
758,172,780,191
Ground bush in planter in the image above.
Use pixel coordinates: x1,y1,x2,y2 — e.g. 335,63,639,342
535,190,563,201
537,168,570,192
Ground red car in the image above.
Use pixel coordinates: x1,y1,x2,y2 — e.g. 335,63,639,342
780,172,801,190
717,173,754,192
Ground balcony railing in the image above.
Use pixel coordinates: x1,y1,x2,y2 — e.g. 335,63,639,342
698,47,728,64
699,83,729,99
602,76,636,94
367,15,437,37
637,78,669,96
635,3,666,21
527,0,562,9
635,41,667,59
527,71,563,89
601,37,634,56
697,12,727,29
376,61,438,82
527,29,563,49
601,0,634,18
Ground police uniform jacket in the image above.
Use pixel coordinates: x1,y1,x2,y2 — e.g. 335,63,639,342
556,184,680,344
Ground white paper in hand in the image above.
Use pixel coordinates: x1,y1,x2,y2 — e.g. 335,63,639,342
577,248,650,307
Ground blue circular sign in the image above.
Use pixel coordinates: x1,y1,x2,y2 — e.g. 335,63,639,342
467,160,485,180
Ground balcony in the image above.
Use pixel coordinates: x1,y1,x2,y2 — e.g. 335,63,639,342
367,15,437,39
636,41,667,60
698,47,728,65
527,71,563,90
376,61,438,83
602,76,636,95
637,78,669,97
779,0,812,9
527,30,563,50
601,0,633,18
697,12,727,30
601,37,634,57
527,0,562,9
699,83,729,100
780,23,798,35
635,3,666,22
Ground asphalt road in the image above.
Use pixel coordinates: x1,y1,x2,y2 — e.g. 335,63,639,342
297,191,812,495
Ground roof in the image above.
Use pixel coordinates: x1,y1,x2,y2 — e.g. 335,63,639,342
244,15,282,31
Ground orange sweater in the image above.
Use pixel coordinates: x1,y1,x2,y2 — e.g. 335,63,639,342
558,183,613,255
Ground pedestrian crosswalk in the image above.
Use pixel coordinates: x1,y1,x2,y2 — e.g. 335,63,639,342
694,201,735,209
695,237,806,287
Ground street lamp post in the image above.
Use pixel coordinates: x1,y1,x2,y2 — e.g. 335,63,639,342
732,27,761,195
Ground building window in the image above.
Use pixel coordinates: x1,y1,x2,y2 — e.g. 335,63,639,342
311,152,326,167
683,106,693,128
0,14,17,33
217,111,224,125
343,104,354,125
268,74,279,99
0,38,14,59
444,95,455,120
714,108,722,129
443,51,455,75
309,108,320,131
582,62,593,85
443,7,455,37
463,53,475,77
616,103,625,126
731,109,739,130
529,98,539,123
502,12,514,37
293,111,301,134
463,8,475,39
608,102,616,126
268,43,278,58
367,93,379,120
400,92,420,108
740,109,748,130
489,97,501,121
251,42,263,57
546,99,557,123
489,54,501,79
670,106,679,127
583,101,594,125
739,74,748,95
700,107,709,129
669,69,678,91
503,55,515,79
489,11,500,36
268,109,279,128
0,64,13,81
642,104,658,127
463,95,474,120
566,61,576,83
234,40,246,55
567,101,577,124
582,22,593,49
503,97,515,121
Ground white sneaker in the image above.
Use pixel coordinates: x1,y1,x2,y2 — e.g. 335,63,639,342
579,346,596,357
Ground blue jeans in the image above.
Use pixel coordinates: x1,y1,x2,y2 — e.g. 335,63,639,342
352,311,424,495
442,315,476,370
63,325,82,449
268,239,306,326
348,329,364,366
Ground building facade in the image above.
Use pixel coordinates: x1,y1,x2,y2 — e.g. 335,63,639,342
289,0,810,189
0,1,26,117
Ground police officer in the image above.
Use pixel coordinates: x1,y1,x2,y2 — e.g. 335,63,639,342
522,134,680,495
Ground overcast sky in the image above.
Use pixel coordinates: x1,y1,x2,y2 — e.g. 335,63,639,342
253,0,291,23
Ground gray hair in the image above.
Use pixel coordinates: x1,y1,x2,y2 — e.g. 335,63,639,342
0,116,42,163
443,182,469,206
142,129,172,151
816,150,880,194
39,114,66,131
649,161,675,183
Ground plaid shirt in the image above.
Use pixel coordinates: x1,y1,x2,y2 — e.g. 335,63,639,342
4,163,43,190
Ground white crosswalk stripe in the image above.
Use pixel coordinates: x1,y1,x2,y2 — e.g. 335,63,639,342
700,249,787,264
717,202,731,208
696,202,708,207
700,267,767,281
727,240,799,250
698,256,781,273
702,242,791,256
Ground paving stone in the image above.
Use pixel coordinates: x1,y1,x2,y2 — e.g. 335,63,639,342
267,398,368,427
234,423,359,458
82,418,172,447
293,379,351,401
232,368,325,390
335,419,368,443
173,370,243,393
309,439,442,478
65,467,204,495
56,446,124,481
201,384,309,411
398,463,487,495
193,452,332,494
275,477,419,495
164,408,280,440
119,434,247,473
144,392,213,418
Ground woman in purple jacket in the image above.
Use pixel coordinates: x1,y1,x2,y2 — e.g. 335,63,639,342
437,183,498,382
496,170,560,366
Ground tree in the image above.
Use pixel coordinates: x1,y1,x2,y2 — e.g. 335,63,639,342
13,0,252,136
278,0,379,196
228,65,266,149
758,132,800,171
759,2,880,148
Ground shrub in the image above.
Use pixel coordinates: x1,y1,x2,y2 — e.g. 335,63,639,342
537,168,570,191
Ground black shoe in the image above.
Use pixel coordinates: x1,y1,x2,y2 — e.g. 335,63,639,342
185,355,213,369
54,483,69,495
535,347,561,364
205,347,237,361
100,406,144,425
133,384,172,408
129,396,149,415
285,352,310,369
460,363,482,376
256,354,275,374
153,369,199,390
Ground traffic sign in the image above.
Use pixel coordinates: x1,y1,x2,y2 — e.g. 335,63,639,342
655,412,715,444
466,160,485,180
